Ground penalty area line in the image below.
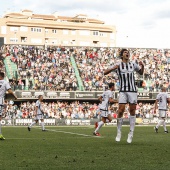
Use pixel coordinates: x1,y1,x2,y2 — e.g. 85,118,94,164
7,138,48,140
34,127,104,138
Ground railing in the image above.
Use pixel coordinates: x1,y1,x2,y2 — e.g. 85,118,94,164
6,90,166,100
1,118,170,126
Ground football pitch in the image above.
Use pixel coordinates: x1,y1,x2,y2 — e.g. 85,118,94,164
1,126,170,170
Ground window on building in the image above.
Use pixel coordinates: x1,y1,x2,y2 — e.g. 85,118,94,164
100,32,107,37
20,26,28,32
10,27,19,32
51,40,58,44
71,40,76,45
38,28,41,32
45,38,49,43
1,26,6,34
79,30,90,36
31,27,42,32
93,41,99,46
21,37,27,43
45,29,48,33
71,30,76,35
100,33,103,36
10,38,18,43
63,30,68,35
93,31,99,36
52,29,57,33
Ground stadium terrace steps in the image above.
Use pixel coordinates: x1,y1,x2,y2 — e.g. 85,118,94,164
27,78,34,90
4,56,18,80
70,56,84,91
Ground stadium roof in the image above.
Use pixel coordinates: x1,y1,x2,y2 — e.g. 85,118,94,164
3,10,105,24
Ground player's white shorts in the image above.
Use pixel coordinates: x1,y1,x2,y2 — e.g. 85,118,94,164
119,92,137,104
100,109,110,117
35,114,44,120
159,110,167,118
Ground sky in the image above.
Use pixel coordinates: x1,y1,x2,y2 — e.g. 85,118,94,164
0,0,170,48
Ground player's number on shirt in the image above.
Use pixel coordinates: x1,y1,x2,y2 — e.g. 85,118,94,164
159,97,162,102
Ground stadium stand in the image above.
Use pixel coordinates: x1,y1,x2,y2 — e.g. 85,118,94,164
1,45,170,120
4,100,170,119
73,47,170,92
2,45,170,92
3,45,78,91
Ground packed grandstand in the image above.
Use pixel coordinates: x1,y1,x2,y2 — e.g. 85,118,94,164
1,45,170,120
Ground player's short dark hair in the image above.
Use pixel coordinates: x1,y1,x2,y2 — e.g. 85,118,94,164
38,95,43,99
0,72,5,78
120,49,128,57
161,87,167,91
108,83,115,88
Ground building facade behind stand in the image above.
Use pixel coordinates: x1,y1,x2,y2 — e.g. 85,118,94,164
0,9,116,47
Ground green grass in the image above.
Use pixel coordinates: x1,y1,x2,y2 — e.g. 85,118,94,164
0,126,170,170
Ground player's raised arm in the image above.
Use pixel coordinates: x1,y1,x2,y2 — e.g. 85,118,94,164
7,89,17,100
104,65,119,75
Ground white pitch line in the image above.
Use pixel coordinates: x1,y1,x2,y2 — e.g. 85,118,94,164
73,127,94,129
34,127,103,138
7,138,47,140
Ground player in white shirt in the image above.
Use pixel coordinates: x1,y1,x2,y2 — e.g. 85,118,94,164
154,87,170,133
0,72,17,140
104,49,144,143
93,83,117,136
28,95,46,131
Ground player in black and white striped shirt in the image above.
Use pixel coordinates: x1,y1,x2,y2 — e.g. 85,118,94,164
104,49,144,143
116,61,139,92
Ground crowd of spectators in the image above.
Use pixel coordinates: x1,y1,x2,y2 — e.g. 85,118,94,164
1,45,170,124
2,45,78,91
0,50,6,73
73,47,119,91
3,100,170,119
73,47,170,92
1,45,170,92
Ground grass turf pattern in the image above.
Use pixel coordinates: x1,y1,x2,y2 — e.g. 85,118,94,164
0,126,170,170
